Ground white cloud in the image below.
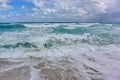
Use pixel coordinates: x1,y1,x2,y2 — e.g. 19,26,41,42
0,0,13,11
21,5,26,9
32,8,40,12
30,0,109,19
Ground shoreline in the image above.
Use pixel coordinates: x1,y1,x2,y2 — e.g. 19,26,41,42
0,48,120,80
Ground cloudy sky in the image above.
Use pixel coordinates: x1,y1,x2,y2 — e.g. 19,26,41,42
0,0,120,22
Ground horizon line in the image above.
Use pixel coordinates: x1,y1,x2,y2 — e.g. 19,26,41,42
0,22,120,24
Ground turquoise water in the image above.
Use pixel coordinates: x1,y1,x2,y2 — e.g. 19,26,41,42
0,23,120,49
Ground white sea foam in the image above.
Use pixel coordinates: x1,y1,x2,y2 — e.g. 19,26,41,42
23,23,100,29
0,44,120,80
23,23,61,28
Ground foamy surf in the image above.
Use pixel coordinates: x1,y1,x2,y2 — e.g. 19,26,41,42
0,23,120,80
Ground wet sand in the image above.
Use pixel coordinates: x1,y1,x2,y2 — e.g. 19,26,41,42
0,56,103,80
0,48,120,80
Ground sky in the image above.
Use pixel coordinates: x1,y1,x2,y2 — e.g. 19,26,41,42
0,0,120,22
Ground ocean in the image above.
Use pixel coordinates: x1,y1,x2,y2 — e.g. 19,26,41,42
0,23,120,80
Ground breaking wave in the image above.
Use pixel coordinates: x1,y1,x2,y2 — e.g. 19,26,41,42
0,22,120,56
0,24,25,29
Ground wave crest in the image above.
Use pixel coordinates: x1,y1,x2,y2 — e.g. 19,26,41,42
0,24,25,30
0,42,37,49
